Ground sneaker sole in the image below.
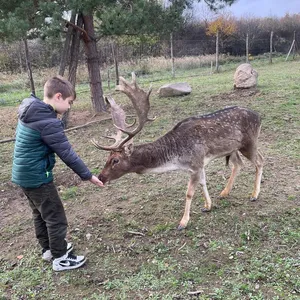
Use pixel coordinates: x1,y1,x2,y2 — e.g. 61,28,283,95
53,258,87,272
42,245,74,262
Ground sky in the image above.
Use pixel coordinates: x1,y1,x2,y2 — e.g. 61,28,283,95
193,0,300,18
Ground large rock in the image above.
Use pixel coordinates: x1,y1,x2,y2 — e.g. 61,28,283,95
234,63,258,89
158,82,192,97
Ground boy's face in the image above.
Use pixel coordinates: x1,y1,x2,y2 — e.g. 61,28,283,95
53,93,74,114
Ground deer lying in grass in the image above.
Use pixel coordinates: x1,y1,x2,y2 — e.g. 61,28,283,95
92,73,264,229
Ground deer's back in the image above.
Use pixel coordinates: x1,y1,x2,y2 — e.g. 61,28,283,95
168,106,261,157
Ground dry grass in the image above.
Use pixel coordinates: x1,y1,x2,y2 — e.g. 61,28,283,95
75,54,245,84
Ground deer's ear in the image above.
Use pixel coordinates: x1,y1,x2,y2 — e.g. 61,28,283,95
124,143,134,156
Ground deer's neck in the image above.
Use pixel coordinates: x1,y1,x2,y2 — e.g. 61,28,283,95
130,135,183,174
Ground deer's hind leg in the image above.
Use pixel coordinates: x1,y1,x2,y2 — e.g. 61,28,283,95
220,151,243,198
250,150,264,200
198,168,212,213
240,147,264,201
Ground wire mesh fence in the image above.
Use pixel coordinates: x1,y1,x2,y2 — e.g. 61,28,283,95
0,33,298,73
0,33,299,106
96,36,298,90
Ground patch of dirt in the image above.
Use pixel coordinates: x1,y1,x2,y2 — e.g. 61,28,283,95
0,106,18,139
68,110,96,127
210,87,261,103
0,183,28,228
54,168,82,188
0,182,33,260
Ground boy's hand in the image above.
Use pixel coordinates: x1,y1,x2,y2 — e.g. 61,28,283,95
89,175,104,187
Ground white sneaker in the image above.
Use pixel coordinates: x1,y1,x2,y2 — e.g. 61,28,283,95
42,242,73,262
52,252,86,271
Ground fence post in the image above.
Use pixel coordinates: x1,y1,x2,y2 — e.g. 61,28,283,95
111,42,119,85
170,33,175,78
286,39,295,61
246,33,249,63
269,31,273,64
19,41,23,73
292,31,296,59
215,30,219,72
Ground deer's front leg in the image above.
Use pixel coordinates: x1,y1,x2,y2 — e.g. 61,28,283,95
178,172,199,230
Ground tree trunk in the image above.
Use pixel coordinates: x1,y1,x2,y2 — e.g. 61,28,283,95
62,13,83,128
23,38,35,95
59,12,76,77
69,14,83,86
82,14,105,113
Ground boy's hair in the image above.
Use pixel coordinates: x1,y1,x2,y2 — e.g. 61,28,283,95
44,76,76,100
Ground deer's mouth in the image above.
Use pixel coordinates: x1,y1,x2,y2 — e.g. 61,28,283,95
99,174,109,185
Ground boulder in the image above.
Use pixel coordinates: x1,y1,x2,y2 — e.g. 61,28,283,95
158,82,192,97
234,63,258,89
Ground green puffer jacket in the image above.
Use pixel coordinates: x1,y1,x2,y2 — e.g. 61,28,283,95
12,95,92,188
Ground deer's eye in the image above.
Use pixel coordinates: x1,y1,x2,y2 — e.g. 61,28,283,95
112,158,120,165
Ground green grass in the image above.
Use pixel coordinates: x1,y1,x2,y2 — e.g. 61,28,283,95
0,55,288,105
1,57,300,299
61,186,79,201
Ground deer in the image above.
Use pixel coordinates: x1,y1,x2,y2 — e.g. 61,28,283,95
92,73,264,230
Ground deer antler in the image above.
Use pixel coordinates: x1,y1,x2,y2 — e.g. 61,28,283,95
91,73,155,151
91,95,133,151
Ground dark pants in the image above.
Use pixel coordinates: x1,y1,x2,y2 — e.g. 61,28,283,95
22,182,68,258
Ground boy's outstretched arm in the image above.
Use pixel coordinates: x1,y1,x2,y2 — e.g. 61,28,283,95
41,121,103,187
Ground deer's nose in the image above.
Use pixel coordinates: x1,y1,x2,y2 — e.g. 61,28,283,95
99,174,107,184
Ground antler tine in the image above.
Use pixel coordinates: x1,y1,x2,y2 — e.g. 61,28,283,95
91,95,135,151
117,72,137,92
91,138,121,151
114,72,155,147
92,73,155,152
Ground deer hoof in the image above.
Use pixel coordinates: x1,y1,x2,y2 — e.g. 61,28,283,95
201,207,211,213
219,191,229,198
177,224,186,230
250,197,257,202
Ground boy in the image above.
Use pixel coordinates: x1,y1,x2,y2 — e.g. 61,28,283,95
12,76,104,271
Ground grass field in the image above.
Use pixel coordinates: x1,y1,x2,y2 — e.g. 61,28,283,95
0,58,299,299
